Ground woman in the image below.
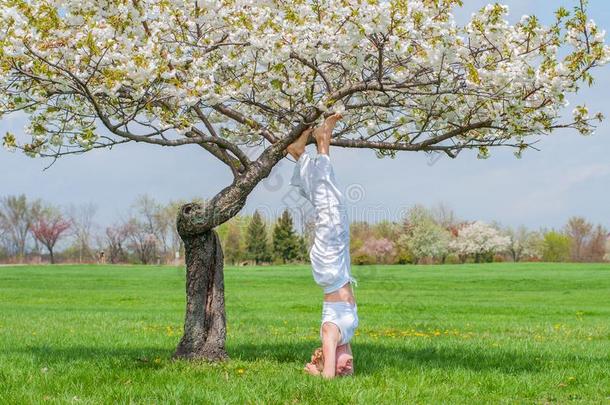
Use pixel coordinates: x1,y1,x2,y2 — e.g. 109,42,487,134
286,113,358,378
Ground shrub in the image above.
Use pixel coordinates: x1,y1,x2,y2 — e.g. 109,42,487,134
353,253,375,265
542,231,572,262
396,250,414,264
444,254,461,265
357,237,396,264
493,255,505,263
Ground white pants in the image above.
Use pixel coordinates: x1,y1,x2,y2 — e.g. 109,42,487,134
290,152,356,293
321,301,359,346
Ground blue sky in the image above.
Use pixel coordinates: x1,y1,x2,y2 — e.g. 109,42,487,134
1,1,610,229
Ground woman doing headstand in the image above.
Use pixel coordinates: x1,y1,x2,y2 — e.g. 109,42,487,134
286,113,358,378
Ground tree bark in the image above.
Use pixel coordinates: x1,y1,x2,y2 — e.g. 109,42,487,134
174,226,227,361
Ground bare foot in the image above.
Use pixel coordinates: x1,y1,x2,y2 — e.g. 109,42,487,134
286,127,313,160
313,113,343,144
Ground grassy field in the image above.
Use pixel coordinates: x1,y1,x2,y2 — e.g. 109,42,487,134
0,263,609,404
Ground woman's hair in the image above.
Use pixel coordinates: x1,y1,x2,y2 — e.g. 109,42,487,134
311,347,324,372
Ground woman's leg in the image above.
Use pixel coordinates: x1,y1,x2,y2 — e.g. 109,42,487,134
306,113,355,293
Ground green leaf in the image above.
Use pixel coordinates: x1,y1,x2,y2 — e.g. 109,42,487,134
270,79,282,90
3,132,16,149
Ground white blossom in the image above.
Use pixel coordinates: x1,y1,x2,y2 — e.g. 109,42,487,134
451,221,511,258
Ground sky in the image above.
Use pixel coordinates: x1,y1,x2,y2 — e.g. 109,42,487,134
1,1,610,230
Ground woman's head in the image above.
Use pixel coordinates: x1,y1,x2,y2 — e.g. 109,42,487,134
309,346,354,376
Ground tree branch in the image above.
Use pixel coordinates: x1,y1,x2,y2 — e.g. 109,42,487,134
192,105,249,173
330,120,497,151
289,52,333,93
211,104,278,143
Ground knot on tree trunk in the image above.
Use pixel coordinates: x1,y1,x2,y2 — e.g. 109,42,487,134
177,197,246,239
177,202,211,238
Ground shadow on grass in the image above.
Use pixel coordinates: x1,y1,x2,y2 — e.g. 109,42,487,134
229,341,550,375
17,342,604,376
17,345,173,370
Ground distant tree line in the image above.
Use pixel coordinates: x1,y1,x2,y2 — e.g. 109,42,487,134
349,204,609,265
0,194,309,266
0,195,608,265
220,209,308,266
0,194,184,265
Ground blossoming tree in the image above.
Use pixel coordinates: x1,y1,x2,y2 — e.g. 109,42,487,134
31,209,71,264
400,205,451,263
1,0,608,360
358,237,396,263
450,221,511,262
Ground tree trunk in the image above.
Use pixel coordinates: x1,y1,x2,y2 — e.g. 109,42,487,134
171,136,298,361
173,228,227,361
49,247,55,264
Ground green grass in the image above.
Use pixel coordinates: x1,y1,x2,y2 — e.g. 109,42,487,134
0,263,609,404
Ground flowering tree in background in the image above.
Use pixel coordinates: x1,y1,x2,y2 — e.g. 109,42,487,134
358,237,396,264
1,0,609,360
31,209,71,264
400,205,451,263
504,225,543,262
451,221,510,262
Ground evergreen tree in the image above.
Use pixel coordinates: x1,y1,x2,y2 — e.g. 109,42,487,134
296,234,310,263
272,209,300,263
224,221,243,265
245,211,270,264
